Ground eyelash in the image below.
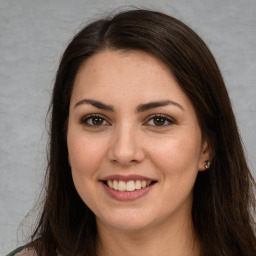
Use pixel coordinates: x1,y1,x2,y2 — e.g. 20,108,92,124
80,114,175,128
80,114,109,127
144,114,175,127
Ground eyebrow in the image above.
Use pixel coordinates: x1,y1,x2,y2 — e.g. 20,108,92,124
73,99,184,112
136,100,184,112
74,99,114,111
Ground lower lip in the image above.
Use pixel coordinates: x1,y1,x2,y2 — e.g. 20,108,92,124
102,182,156,201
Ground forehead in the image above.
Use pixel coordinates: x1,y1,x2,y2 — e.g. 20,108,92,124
75,49,172,83
71,49,192,110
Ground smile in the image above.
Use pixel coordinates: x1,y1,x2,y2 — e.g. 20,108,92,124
101,175,157,201
105,180,154,192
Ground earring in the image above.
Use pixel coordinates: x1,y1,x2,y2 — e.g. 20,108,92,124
204,160,211,169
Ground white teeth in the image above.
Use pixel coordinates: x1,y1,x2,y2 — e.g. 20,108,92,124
113,180,118,190
135,180,142,190
126,181,135,191
106,180,153,191
107,180,113,189
118,181,126,191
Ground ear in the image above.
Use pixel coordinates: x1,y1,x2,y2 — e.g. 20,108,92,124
198,139,213,171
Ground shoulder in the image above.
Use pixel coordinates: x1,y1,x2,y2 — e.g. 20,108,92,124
6,247,37,256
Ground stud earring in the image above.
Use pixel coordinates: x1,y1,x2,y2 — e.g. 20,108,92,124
204,160,211,169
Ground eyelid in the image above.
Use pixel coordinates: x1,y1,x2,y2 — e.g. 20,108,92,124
143,113,175,127
80,113,175,127
80,113,111,126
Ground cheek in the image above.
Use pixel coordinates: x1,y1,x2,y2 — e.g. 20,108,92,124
148,135,201,212
68,135,104,208
68,134,106,175
148,132,202,176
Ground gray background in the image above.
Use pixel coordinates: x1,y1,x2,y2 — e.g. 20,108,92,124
0,0,255,254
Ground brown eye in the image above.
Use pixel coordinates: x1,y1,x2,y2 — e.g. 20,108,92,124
81,115,109,127
91,116,104,125
146,114,174,127
153,117,166,126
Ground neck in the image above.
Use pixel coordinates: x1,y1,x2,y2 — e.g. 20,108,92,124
96,214,200,256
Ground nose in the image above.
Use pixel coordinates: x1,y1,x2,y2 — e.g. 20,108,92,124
108,124,145,166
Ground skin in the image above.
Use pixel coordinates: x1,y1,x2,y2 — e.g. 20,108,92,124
67,49,211,256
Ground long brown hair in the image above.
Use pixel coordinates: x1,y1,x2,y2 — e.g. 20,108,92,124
28,9,256,256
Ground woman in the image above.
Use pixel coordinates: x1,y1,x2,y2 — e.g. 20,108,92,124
7,9,256,256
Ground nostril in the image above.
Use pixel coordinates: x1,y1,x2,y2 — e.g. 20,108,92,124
107,137,145,165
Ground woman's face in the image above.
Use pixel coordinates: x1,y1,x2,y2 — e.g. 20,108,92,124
67,50,210,232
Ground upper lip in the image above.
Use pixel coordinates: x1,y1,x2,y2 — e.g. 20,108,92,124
101,174,156,182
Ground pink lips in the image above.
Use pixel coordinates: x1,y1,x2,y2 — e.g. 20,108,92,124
102,174,153,182
101,174,157,201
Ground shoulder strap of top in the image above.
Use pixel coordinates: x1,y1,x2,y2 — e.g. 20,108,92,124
5,246,24,256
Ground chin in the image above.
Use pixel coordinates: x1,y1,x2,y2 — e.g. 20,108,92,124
97,210,154,232
108,221,151,232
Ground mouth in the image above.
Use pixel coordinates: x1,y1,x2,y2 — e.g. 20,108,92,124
100,175,157,201
103,179,157,192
